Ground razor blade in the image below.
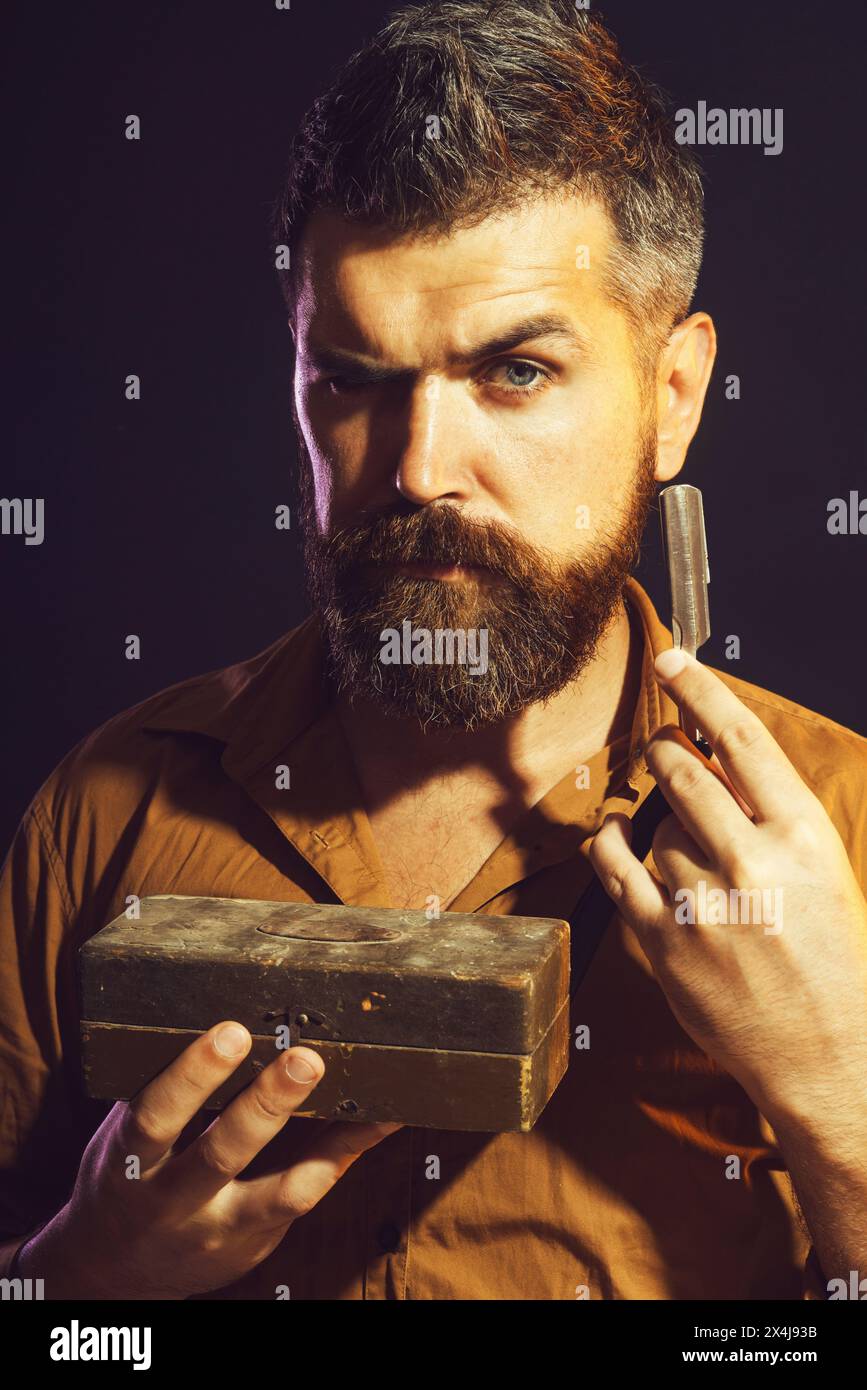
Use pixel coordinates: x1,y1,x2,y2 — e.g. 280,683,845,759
659,484,711,745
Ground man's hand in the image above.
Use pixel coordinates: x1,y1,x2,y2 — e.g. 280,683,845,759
589,647,867,1128
17,1023,401,1299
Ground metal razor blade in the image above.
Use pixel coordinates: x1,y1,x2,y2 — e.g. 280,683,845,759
659,484,711,748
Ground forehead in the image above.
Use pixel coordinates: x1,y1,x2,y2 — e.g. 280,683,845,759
292,194,620,355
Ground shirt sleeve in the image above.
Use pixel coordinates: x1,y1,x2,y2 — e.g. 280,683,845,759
795,727,867,1303
0,793,109,1270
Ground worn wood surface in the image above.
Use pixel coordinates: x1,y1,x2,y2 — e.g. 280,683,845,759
79,894,571,1131
81,997,570,1132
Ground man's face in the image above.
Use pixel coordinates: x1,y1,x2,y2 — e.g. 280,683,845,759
291,193,660,730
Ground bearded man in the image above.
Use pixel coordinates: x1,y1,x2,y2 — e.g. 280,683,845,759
2,0,866,1302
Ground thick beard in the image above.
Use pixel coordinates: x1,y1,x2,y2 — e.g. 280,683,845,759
293,421,659,733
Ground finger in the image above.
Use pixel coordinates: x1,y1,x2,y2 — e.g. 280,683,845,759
647,722,755,822
649,724,752,815
653,649,813,823
589,812,670,934
233,1119,404,1230
645,726,756,867
705,749,754,819
116,1021,254,1174
650,811,709,896
165,1046,327,1210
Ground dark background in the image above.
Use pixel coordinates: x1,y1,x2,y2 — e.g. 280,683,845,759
3,0,865,855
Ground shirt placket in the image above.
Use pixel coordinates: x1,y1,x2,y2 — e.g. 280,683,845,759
362,1124,414,1299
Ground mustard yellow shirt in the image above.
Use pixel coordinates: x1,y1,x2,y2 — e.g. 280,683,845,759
2,577,864,1299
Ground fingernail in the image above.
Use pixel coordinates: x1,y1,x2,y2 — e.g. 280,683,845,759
214,1023,249,1058
285,1054,319,1083
655,648,687,680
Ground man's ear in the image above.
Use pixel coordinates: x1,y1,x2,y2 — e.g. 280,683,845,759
654,313,717,483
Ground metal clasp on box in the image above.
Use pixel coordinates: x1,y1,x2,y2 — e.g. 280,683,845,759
257,1006,359,1115
262,1006,333,1049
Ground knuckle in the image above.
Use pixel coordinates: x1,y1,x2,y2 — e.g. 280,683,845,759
195,1136,237,1181
290,1189,317,1219
126,1099,168,1150
197,1229,228,1258
714,717,763,762
277,1184,316,1221
605,861,643,904
667,759,704,799
249,1082,294,1124
785,813,822,858
173,1060,214,1099
329,1127,369,1160
602,868,626,900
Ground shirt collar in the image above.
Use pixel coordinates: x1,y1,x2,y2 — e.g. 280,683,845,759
140,577,681,908
140,609,329,777
621,576,681,792
141,576,678,757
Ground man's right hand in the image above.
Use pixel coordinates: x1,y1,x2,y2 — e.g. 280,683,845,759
16,1021,401,1299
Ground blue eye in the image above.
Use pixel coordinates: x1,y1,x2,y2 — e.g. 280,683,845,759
323,361,553,398
486,361,551,396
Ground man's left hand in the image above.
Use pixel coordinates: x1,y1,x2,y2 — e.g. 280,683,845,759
589,647,867,1126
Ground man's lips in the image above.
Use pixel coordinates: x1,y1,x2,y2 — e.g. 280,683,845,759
368,559,491,581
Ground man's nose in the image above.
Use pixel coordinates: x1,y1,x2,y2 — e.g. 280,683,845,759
394,375,476,505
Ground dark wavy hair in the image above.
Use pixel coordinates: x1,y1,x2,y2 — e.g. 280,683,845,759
270,0,704,366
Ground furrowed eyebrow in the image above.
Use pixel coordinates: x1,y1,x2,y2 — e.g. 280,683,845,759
449,314,592,365
306,313,592,382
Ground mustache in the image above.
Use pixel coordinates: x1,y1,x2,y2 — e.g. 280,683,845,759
319,503,549,582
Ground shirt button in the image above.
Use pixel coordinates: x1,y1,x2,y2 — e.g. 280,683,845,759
376,1221,401,1253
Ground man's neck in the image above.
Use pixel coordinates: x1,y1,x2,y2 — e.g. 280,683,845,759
333,594,644,816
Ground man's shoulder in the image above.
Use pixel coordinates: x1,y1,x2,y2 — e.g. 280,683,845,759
706,663,866,856
708,663,866,761
34,614,323,822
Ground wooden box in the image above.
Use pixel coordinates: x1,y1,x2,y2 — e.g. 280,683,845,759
79,895,571,1132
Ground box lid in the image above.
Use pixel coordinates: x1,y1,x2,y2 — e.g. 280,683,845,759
79,894,570,1054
